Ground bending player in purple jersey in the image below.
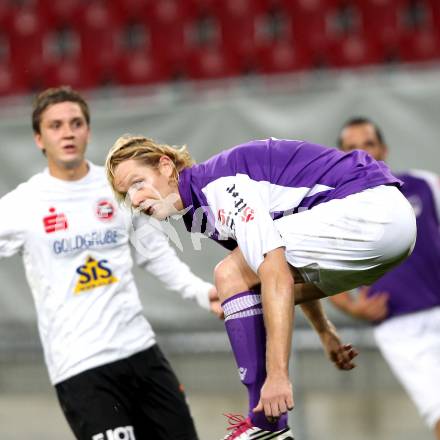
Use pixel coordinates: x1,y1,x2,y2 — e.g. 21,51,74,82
105,135,417,440
330,117,440,439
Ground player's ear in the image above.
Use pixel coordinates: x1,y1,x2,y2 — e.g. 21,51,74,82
34,133,46,155
158,155,174,178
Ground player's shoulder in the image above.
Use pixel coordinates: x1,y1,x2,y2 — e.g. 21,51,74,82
9,170,45,194
0,170,44,207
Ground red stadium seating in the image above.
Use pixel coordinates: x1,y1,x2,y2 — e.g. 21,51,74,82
257,39,315,73
40,0,83,27
77,0,123,85
355,0,405,49
115,49,171,85
0,0,438,95
216,0,261,60
328,35,385,68
147,0,194,65
0,0,12,33
399,29,440,62
186,46,241,80
0,62,26,95
9,4,46,89
44,58,94,90
114,0,149,22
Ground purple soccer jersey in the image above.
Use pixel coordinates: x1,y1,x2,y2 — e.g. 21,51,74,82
368,171,440,320
178,138,401,273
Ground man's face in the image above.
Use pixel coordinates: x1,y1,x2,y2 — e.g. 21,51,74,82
113,158,181,221
339,123,387,161
34,101,90,169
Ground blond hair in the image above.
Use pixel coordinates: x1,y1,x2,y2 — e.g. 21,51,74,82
106,135,195,202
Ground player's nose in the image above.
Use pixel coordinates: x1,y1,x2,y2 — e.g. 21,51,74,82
130,192,144,208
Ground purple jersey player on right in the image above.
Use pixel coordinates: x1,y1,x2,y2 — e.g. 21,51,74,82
106,135,416,440
331,117,440,439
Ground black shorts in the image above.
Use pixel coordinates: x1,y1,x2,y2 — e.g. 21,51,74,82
55,345,198,440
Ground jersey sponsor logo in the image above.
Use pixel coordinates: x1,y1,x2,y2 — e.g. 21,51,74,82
217,208,235,230
226,184,255,223
241,206,255,223
96,199,116,221
238,367,247,381
43,207,68,233
74,256,118,294
52,229,119,255
92,426,136,440
217,184,255,231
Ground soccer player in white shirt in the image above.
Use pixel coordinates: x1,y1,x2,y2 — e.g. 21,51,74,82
0,87,220,440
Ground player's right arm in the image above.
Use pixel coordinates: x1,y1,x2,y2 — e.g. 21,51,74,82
329,287,389,321
0,189,26,258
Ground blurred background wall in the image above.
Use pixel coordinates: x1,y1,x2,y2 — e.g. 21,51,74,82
0,0,439,439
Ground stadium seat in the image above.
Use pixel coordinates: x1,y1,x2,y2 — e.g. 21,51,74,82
114,0,149,22
0,0,12,33
77,0,122,87
44,57,94,90
0,62,26,95
40,0,83,27
186,46,241,80
399,29,440,62
397,0,440,62
9,5,46,90
216,0,264,60
0,31,9,64
288,0,341,58
328,35,384,68
257,39,314,73
147,0,194,64
115,50,170,86
355,0,405,48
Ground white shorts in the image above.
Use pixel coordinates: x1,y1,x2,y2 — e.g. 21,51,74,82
374,307,440,428
274,185,416,295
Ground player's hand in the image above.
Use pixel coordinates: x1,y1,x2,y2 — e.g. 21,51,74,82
351,287,389,321
208,287,224,319
253,373,294,421
319,322,359,370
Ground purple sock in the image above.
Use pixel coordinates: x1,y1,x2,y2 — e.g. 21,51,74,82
222,290,288,432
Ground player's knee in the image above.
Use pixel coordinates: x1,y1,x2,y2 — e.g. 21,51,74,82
214,258,249,300
214,259,233,290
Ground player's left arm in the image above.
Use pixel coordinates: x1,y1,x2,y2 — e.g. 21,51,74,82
130,215,221,316
300,300,358,370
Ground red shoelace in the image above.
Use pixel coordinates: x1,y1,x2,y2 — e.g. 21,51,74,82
224,413,253,439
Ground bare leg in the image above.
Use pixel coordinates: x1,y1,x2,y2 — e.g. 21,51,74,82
435,419,440,440
214,246,326,304
214,247,260,302
293,283,326,304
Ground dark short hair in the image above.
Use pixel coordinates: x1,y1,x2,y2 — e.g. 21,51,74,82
337,117,385,148
32,86,90,134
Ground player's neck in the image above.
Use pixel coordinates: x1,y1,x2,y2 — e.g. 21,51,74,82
47,160,90,181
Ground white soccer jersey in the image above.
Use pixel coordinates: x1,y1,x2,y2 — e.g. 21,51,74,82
0,163,212,384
